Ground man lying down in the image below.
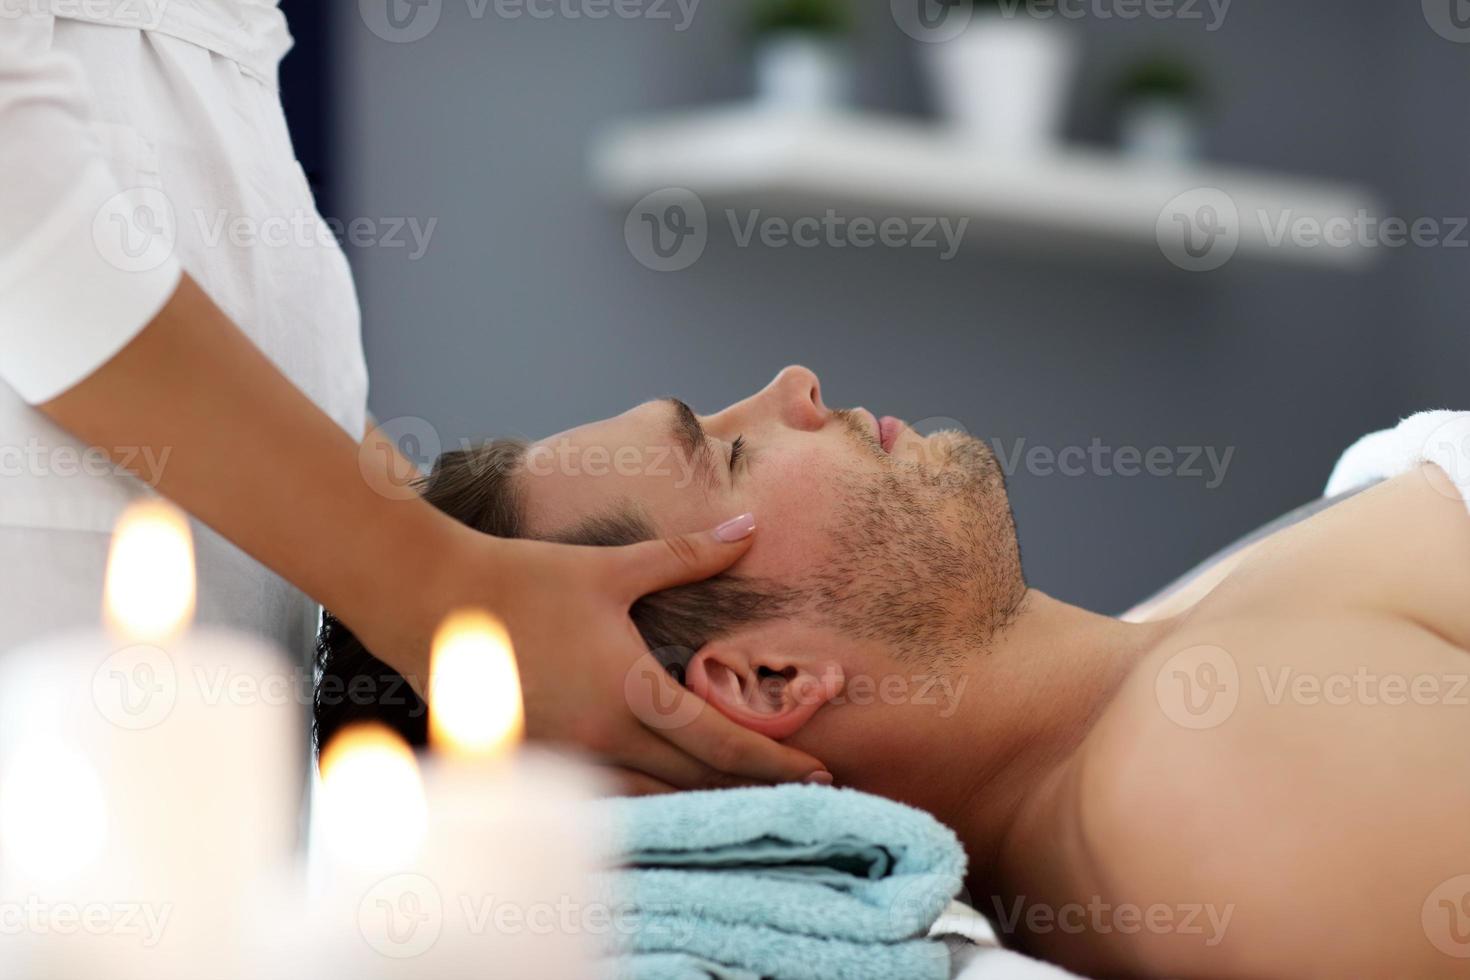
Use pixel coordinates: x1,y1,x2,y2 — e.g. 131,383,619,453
316,366,1470,979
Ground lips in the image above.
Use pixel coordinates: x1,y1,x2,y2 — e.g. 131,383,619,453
878,416,903,454
853,408,904,454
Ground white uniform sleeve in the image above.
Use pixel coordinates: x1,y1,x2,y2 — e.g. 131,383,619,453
0,14,182,405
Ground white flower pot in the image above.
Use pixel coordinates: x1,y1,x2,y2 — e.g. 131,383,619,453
922,12,1077,154
754,33,853,111
1119,98,1202,165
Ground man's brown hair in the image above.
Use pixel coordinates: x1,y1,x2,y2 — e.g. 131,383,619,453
313,440,797,751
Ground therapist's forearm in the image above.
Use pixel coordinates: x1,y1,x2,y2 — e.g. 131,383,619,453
41,273,468,677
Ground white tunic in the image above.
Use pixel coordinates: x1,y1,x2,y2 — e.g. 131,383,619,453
0,2,369,656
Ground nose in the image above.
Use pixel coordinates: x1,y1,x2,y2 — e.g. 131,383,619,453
765,365,827,431
707,365,828,435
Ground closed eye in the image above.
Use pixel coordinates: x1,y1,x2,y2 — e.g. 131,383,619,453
728,435,746,476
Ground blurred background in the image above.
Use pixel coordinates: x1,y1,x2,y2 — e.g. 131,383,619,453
279,0,1466,613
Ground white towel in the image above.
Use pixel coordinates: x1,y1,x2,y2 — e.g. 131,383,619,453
1325,411,1470,516
931,902,1084,980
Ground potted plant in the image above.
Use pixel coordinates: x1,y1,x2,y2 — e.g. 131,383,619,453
750,0,854,111
920,0,1078,154
1114,57,1207,165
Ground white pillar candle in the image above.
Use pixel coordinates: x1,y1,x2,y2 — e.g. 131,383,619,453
304,722,431,978
0,501,299,980
307,611,607,980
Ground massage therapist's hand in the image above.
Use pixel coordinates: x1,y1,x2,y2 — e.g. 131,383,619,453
446,519,833,792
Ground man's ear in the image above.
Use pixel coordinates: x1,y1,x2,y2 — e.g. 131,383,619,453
684,635,844,740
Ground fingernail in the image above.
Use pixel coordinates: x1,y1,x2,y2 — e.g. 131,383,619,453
713,512,756,543
803,771,834,786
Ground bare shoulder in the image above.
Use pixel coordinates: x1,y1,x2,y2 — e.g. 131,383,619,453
1129,466,1470,641
1292,465,1470,644
1070,610,1470,978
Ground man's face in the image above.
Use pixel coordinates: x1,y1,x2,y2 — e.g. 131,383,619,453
518,365,1023,791
520,365,1022,669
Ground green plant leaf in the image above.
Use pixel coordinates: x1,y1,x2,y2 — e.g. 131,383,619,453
750,0,853,37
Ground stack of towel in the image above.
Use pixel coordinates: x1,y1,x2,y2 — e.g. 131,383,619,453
595,784,967,980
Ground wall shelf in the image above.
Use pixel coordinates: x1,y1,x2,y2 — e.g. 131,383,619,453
590,106,1379,268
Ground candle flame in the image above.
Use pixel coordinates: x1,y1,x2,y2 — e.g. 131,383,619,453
318,724,428,869
104,499,196,641
429,610,524,760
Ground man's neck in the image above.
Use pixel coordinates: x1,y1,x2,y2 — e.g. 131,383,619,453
912,590,1174,889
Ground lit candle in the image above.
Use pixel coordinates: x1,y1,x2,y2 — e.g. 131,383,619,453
417,610,607,979
0,500,299,980
428,610,524,758
102,499,196,642
304,609,607,979
298,723,433,978
317,724,430,875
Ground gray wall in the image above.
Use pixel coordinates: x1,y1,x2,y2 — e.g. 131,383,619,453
332,0,1462,614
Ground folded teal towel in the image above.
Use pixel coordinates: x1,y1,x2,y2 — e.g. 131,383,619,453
605,951,759,980
598,785,966,980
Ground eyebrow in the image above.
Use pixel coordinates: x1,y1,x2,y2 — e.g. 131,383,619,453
662,397,720,489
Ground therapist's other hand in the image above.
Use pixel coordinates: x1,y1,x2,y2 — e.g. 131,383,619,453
477,518,832,791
